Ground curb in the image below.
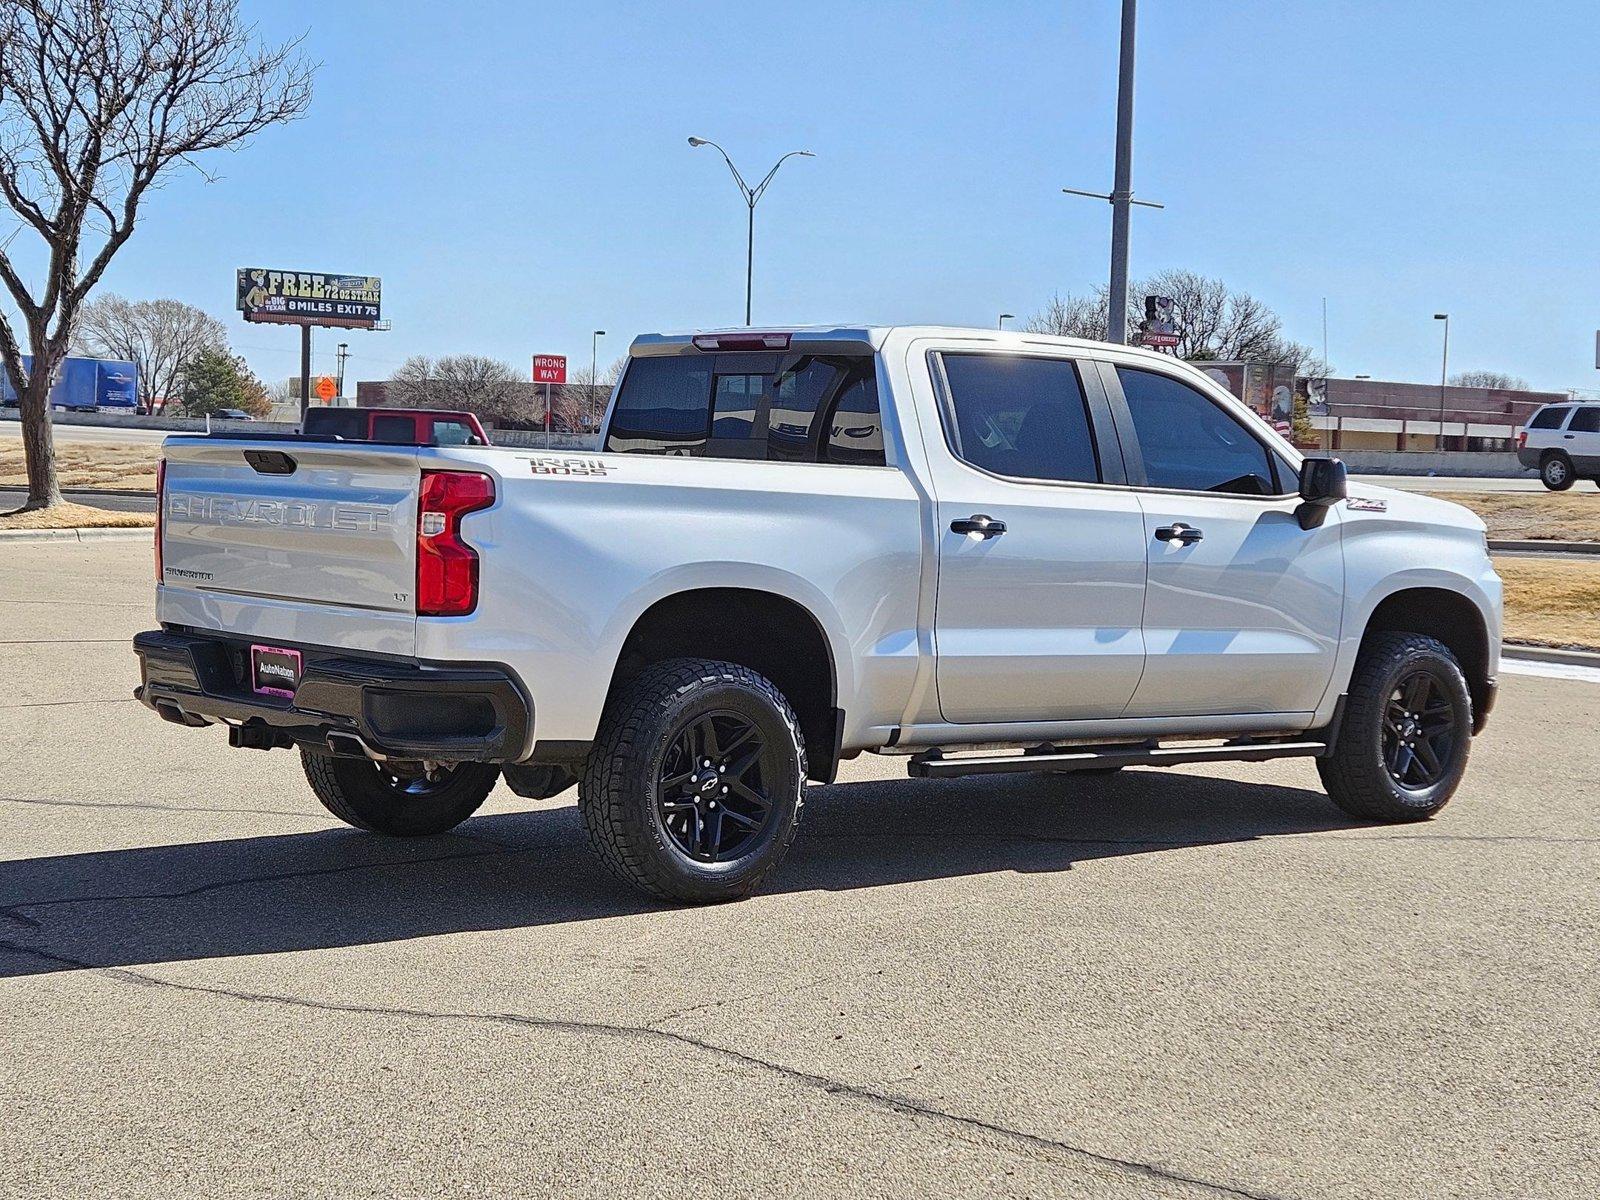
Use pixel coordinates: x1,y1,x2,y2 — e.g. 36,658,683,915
63,487,156,499
0,526,152,544
1490,539,1600,556
1502,643,1600,668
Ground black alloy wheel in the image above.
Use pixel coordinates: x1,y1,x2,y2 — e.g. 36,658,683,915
1381,669,1458,791
657,710,778,863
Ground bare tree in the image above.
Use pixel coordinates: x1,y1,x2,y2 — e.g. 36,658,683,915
561,354,627,431
72,294,228,410
1024,290,1113,340
0,0,313,508
1451,369,1529,391
388,354,530,425
1026,271,1321,372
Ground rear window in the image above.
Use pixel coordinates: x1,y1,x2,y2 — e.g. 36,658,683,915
938,353,1100,484
1529,406,1571,430
605,352,884,465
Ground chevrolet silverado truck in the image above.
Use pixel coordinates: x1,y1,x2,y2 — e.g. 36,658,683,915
134,326,1502,903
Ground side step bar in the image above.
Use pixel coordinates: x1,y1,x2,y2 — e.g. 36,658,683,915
907,738,1328,779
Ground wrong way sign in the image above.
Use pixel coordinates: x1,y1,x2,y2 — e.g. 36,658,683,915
532,354,567,384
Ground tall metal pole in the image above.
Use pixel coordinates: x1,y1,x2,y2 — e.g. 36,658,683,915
1435,313,1450,451
299,324,311,421
688,138,814,328
745,203,755,326
1106,0,1138,345
335,342,349,402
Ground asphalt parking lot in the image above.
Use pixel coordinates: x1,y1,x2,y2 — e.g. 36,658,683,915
2,539,1595,1199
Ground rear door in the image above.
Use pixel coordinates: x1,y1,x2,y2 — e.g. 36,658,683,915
1102,363,1343,719
159,438,420,654
925,350,1148,724
1563,406,1600,474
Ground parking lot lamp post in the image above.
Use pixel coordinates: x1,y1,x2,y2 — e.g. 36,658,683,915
688,137,815,325
998,313,1014,329
1434,313,1450,450
592,330,605,422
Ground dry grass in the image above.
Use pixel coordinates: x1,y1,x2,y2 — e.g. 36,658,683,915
0,437,158,491
0,500,155,530
1494,556,1600,650
1428,491,1600,542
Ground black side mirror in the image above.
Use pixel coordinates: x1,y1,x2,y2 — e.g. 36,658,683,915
1296,457,1347,529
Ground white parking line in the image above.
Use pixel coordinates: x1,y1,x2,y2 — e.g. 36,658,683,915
1501,657,1600,684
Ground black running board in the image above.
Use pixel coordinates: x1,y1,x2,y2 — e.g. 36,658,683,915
907,739,1328,779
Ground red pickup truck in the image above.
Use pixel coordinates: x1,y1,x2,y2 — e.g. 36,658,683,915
302,407,489,446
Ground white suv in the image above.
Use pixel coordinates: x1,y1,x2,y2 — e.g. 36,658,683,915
1518,401,1600,490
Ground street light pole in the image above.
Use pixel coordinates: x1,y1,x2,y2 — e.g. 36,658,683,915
688,137,815,325
998,313,1014,330
1106,0,1138,345
1434,313,1450,451
591,329,605,424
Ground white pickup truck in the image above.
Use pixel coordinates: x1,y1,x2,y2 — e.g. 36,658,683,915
135,326,1503,902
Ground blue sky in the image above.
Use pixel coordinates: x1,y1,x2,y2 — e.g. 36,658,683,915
67,0,1600,392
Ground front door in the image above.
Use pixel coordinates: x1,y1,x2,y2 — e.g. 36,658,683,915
929,351,1148,724
1106,363,1345,718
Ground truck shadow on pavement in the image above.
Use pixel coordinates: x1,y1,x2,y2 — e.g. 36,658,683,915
0,770,1360,978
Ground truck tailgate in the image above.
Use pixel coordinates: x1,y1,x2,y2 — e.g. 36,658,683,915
158,438,420,655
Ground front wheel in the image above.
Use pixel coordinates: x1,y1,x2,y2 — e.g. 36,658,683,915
301,748,499,835
1318,633,1472,822
579,658,806,903
1541,453,1576,490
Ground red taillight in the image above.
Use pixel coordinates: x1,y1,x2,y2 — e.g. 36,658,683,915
154,458,166,582
1516,430,1527,448
416,470,494,616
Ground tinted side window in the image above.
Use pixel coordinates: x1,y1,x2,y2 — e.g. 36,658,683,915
1529,406,1570,430
822,376,885,465
939,354,1100,484
1116,367,1276,495
1567,407,1600,433
305,409,364,440
605,356,712,455
372,414,416,444
432,420,477,445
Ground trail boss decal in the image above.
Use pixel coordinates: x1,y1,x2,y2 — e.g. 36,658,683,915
527,456,611,477
1345,496,1389,512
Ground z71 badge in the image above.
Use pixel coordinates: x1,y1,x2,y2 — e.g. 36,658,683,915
528,456,611,477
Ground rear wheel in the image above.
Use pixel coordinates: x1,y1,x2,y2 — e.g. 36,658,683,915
580,658,805,903
1540,453,1576,490
1318,633,1472,822
301,747,499,835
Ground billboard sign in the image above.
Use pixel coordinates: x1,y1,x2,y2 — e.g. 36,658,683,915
532,354,568,384
236,269,381,327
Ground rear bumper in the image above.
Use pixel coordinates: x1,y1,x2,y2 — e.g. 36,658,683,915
1516,447,1541,469
133,628,531,762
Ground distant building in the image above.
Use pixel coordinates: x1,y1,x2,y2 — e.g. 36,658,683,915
1198,362,1562,452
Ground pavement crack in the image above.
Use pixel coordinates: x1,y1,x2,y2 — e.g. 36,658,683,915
0,697,136,710
0,794,321,820
0,937,1289,1200
4,843,526,916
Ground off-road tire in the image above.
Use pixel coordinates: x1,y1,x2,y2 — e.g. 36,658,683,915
579,658,806,903
301,747,499,835
1540,452,1575,491
1318,632,1472,822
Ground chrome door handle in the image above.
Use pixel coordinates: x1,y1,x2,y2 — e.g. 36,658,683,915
1155,523,1203,545
951,514,1006,538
